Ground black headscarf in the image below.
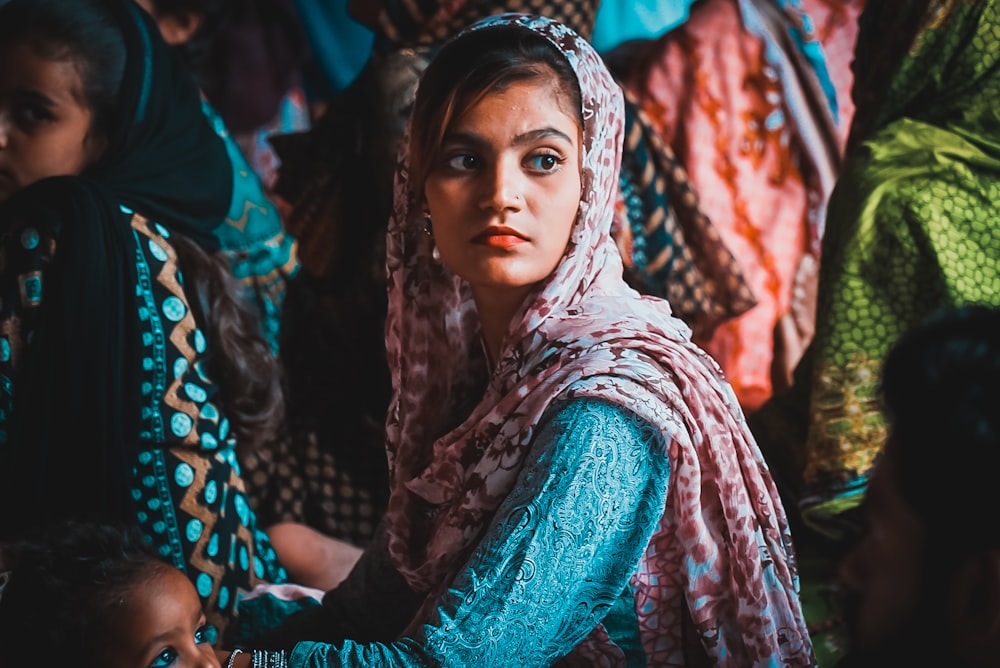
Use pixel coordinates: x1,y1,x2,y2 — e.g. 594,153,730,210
0,0,232,536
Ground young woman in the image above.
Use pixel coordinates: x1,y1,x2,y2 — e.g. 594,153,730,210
0,0,287,638
0,523,223,667
230,14,813,667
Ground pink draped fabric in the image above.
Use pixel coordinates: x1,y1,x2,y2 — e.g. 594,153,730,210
623,0,864,410
381,13,812,666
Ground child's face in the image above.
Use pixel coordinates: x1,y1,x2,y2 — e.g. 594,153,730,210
100,567,220,668
0,41,106,203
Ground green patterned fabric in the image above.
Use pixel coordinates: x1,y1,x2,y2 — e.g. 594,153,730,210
800,0,1000,533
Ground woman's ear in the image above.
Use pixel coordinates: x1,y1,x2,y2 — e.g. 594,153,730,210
949,549,1000,664
156,9,204,46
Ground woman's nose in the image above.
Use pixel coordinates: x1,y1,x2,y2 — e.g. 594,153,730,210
480,158,523,212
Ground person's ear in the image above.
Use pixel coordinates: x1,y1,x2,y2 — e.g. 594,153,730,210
83,132,109,169
156,9,204,46
949,549,1000,665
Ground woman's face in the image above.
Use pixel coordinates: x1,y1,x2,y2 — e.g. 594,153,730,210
423,75,582,306
0,42,105,203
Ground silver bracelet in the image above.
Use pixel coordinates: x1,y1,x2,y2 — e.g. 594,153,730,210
251,649,288,668
225,648,245,668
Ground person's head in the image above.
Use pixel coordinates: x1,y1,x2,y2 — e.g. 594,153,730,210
132,0,228,72
0,522,220,667
407,22,584,304
134,0,303,134
383,14,624,466
0,0,126,202
838,305,1000,667
133,0,224,47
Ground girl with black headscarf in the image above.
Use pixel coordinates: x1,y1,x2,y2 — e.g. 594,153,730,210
0,0,287,638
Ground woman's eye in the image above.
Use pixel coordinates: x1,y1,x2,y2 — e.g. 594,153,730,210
150,647,178,667
445,154,478,171
527,153,561,172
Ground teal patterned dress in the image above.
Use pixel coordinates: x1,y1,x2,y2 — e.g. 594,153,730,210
202,100,299,355
0,207,287,639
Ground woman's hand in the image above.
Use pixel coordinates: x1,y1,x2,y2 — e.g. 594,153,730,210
266,521,363,591
218,649,252,668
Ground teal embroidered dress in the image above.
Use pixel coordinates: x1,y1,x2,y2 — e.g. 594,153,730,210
240,399,670,666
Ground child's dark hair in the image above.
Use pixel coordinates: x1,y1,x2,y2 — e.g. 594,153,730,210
407,25,583,217
173,235,287,452
0,0,126,142
0,522,173,667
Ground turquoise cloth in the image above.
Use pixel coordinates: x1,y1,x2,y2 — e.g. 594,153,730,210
591,0,696,53
243,398,669,666
201,101,299,353
292,0,374,96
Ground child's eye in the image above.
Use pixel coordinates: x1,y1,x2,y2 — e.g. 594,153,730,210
444,153,479,171
14,103,53,127
194,624,212,645
149,647,178,667
526,153,562,172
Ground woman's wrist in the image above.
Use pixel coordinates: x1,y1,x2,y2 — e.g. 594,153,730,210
249,649,289,667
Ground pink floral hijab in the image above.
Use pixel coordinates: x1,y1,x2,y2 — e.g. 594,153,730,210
383,14,813,666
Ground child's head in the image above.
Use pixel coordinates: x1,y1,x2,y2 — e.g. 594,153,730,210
0,0,126,202
0,522,220,668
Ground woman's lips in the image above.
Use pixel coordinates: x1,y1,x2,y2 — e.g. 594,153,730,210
473,227,527,249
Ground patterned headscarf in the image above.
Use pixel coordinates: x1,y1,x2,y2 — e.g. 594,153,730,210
383,14,812,666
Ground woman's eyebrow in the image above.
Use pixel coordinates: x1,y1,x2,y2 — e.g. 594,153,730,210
442,127,574,147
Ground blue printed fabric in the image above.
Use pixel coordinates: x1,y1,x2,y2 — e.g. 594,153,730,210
239,398,670,666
